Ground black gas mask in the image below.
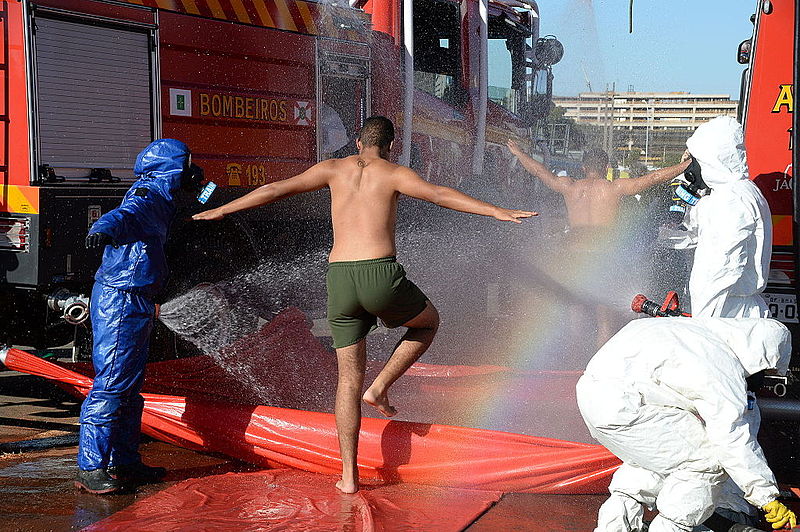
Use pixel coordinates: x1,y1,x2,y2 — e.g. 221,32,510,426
667,157,709,223
677,157,708,204
181,161,205,192
181,159,216,204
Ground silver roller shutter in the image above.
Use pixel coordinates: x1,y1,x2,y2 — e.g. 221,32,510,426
35,17,153,180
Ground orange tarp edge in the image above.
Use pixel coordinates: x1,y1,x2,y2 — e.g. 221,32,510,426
3,347,618,493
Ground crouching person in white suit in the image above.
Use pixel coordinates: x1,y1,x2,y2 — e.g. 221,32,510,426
576,317,795,532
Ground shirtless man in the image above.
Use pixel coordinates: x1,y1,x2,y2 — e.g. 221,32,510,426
507,140,690,229
193,116,535,493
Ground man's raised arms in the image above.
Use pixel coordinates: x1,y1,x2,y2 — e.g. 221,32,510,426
507,139,572,194
192,161,333,221
392,166,536,223
610,159,692,197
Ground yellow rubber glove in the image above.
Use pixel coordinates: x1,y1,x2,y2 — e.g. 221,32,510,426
762,500,797,530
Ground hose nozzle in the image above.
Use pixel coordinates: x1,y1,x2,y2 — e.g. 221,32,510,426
631,294,663,317
631,291,689,318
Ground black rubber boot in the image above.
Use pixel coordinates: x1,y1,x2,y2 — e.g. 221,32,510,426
107,462,167,484
75,468,123,494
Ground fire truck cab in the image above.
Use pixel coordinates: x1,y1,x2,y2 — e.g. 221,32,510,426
739,0,798,375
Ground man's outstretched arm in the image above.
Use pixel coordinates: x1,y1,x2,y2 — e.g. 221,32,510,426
507,139,572,194
193,161,332,220
393,167,536,223
612,159,691,196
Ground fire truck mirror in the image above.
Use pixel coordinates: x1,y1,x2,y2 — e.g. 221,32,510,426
534,36,563,67
737,39,752,65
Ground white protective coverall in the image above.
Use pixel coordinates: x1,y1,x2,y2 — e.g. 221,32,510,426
683,116,772,318
684,116,773,521
576,317,790,532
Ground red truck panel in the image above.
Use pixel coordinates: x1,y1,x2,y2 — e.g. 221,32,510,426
745,0,794,246
159,11,316,187
362,0,399,42
0,0,36,214
5,0,31,189
118,0,367,42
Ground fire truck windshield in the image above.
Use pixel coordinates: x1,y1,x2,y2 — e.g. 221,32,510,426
488,11,530,116
413,0,465,109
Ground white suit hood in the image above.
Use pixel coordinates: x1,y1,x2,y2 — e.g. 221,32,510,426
584,317,790,382
686,116,749,188
692,317,791,376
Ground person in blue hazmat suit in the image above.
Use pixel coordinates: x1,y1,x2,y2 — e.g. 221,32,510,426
576,317,795,532
76,139,204,493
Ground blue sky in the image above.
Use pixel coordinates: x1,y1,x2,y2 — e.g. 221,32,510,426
532,0,756,97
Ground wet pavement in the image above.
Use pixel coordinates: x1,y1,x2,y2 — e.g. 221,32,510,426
0,444,606,531
0,369,81,445
3,367,798,531
1,367,609,530
0,369,252,531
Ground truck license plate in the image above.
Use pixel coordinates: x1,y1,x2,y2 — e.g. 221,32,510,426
762,293,798,323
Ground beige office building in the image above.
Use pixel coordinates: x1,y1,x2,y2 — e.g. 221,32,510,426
552,92,738,164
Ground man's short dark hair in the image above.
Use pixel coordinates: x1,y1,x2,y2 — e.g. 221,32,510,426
358,116,395,148
582,147,609,174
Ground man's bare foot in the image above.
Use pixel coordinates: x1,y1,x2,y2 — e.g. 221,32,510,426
362,388,397,417
336,478,359,494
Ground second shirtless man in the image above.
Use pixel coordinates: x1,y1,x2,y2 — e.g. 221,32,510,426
506,140,690,351
193,116,535,493
507,140,690,230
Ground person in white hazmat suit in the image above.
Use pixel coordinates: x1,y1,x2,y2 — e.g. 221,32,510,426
676,116,773,525
679,115,772,318
576,317,796,532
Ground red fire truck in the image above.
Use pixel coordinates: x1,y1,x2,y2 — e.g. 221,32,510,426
739,0,798,372
0,0,560,353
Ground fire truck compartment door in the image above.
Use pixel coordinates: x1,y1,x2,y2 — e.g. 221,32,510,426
34,16,153,180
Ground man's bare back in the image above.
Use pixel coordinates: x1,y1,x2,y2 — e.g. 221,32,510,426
326,154,403,262
507,139,690,230
562,177,627,228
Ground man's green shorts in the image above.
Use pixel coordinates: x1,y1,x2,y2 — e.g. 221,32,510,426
326,256,428,348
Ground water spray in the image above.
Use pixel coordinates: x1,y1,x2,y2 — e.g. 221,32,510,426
158,282,233,340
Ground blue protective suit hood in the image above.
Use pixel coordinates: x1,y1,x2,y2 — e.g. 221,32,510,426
134,139,190,198
90,139,190,299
